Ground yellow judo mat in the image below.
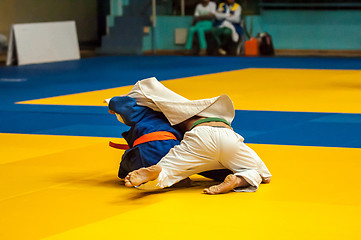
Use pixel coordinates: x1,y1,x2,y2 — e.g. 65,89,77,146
19,68,361,113
1,68,361,239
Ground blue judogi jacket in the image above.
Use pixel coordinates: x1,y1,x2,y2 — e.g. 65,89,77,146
109,96,183,179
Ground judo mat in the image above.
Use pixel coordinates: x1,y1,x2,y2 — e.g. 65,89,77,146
0,56,361,239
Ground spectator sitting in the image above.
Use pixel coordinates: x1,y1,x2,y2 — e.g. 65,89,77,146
185,0,217,56
211,0,243,55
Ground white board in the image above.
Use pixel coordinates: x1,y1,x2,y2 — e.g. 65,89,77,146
174,28,188,45
6,21,80,66
6,28,15,66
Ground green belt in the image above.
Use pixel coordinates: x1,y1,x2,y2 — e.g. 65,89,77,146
190,117,231,130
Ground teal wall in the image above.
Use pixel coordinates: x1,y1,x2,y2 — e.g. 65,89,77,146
143,16,193,52
260,10,361,50
143,10,361,51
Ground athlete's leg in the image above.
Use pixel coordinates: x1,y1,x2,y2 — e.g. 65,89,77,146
215,128,264,192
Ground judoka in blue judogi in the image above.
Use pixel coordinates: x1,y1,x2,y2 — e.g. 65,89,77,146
108,95,232,181
108,96,183,179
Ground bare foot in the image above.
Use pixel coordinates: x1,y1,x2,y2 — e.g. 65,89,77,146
203,174,249,195
262,177,271,183
124,165,162,187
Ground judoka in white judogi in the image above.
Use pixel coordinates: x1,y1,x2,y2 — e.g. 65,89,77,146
125,77,271,192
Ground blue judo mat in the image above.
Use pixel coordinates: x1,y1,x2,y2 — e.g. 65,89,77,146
1,56,361,148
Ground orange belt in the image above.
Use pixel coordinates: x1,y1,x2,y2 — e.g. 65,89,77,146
109,131,177,150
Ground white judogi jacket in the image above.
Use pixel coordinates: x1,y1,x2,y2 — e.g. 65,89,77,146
126,77,235,125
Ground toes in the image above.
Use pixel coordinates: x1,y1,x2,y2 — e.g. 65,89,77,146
124,173,133,187
203,187,216,195
124,181,133,187
262,177,271,183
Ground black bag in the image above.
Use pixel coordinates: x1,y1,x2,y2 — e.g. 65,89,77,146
256,32,275,56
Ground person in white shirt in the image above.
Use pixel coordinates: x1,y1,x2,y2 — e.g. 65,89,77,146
185,0,217,56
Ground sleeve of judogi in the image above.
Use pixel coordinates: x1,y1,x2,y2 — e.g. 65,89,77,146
127,79,161,112
234,169,262,192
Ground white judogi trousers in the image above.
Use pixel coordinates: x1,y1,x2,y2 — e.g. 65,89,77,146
138,126,272,192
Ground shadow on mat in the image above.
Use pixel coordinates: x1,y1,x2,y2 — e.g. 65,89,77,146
126,189,172,200
50,173,123,188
